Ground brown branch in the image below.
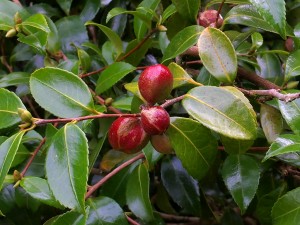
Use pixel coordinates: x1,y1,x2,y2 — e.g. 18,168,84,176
239,88,300,102
20,138,46,177
85,153,145,199
161,95,186,108
215,0,226,26
158,212,201,223
126,215,141,225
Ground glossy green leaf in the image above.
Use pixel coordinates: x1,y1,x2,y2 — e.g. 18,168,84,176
285,50,300,80
77,48,91,73
225,5,279,34
80,0,101,22
45,123,88,213
126,163,154,222
183,86,257,140
56,0,72,15
0,131,25,191
21,13,50,33
272,187,300,225
0,0,23,31
56,16,88,53
278,94,300,135
96,62,135,94
11,143,30,168
222,155,260,214
86,196,128,225
0,88,26,129
166,117,218,180
206,0,249,8
134,0,159,40
251,32,263,50
85,22,123,56
198,27,237,84
124,82,144,101
168,62,199,88
248,0,286,38
20,177,63,209
0,72,30,88
161,157,201,216
171,0,200,22
197,67,220,86
44,14,61,55
46,210,85,225
221,136,254,154
162,25,203,63
30,67,95,118
161,4,177,23
263,134,300,161
123,39,152,66
260,104,283,143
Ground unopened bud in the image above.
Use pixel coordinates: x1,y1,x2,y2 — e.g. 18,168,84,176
18,108,33,123
14,12,22,24
157,25,167,32
105,98,113,106
5,28,17,38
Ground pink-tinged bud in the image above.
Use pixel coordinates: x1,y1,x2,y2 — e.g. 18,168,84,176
285,37,294,52
108,117,149,154
198,10,223,28
141,106,170,135
151,133,173,154
138,64,173,105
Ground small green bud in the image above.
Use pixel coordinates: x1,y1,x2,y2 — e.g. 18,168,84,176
14,12,22,24
5,28,17,38
18,108,33,123
13,170,22,182
157,25,167,32
105,98,113,106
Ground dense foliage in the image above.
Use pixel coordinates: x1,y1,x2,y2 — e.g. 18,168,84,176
0,0,300,224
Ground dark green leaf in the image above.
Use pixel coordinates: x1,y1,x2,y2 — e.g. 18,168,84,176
96,62,135,94
272,187,300,225
166,117,218,180
285,50,300,80
46,210,85,225
0,88,26,129
198,27,237,84
183,86,257,140
221,136,254,154
162,25,203,63
56,0,72,15
123,39,152,66
86,196,128,225
263,134,300,161
248,0,286,38
171,0,200,22
20,177,63,209
45,123,88,213
0,131,25,191
206,0,250,8
80,0,101,22
161,156,201,216
0,72,30,88
126,163,154,222
222,155,260,213
30,67,95,118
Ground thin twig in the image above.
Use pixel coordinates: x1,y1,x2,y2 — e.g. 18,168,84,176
126,215,141,225
85,153,145,199
239,88,300,102
158,212,201,223
161,95,186,108
215,0,226,26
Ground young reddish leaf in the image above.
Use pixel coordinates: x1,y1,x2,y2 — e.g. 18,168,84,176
30,67,95,118
126,163,154,222
0,88,26,129
86,196,128,225
161,157,201,216
46,123,88,213
198,27,237,84
0,131,25,191
222,155,260,214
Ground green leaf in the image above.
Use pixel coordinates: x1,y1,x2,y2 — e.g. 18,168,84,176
168,62,199,88
251,32,263,50
260,104,283,143
96,62,136,94
278,94,300,135
222,155,260,214
272,187,300,225
0,131,25,191
198,27,237,84
45,123,88,213
0,72,30,88
161,157,201,216
206,0,250,8
86,196,128,225
56,0,72,15
46,210,85,225
0,0,23,31
183,86,257,140
197,67,220,86
166,117,218,180
171,0,200,22
263,134,300,161
162,25,203,63
221,136,254,154
77,48,91,73
30,67,95,118
248,0,286,38
285,50,300,80
161,4,177,23
0,88,26,129
224,5,279,34
123,39,152,66
21,13,50,33
126,163,154,222
79,0,101,22
20,177,63,209
85,22,123,56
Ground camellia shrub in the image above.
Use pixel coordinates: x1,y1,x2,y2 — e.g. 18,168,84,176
0,0,300,224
